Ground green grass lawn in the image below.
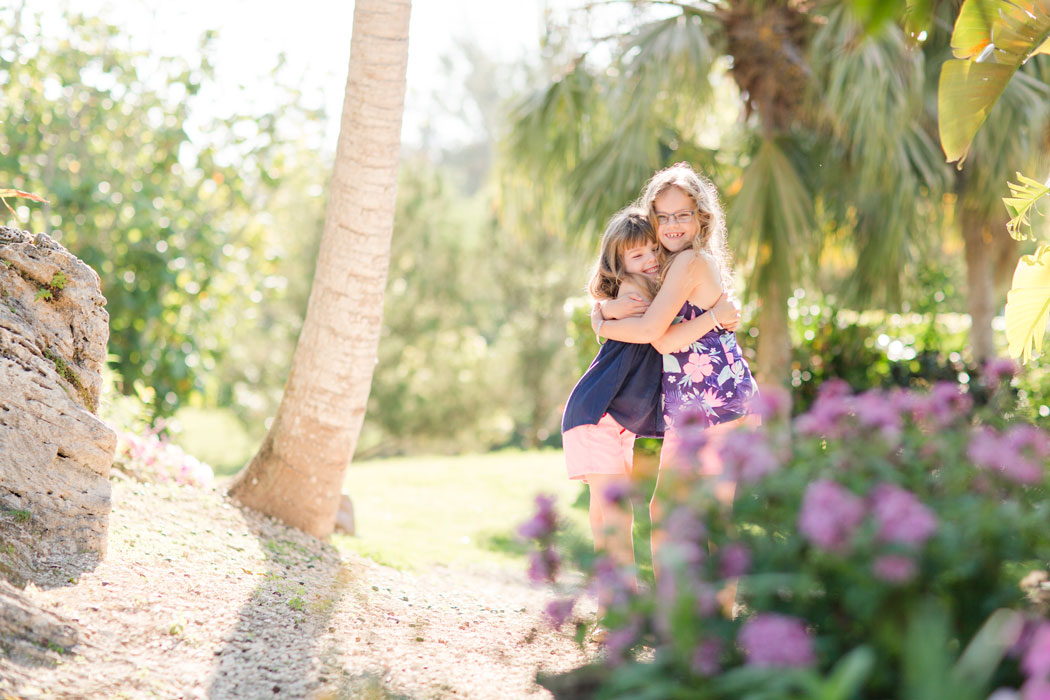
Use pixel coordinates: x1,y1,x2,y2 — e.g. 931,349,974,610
169,405,653,576
332,450,594,572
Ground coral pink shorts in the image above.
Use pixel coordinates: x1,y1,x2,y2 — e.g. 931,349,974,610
563,413,635,482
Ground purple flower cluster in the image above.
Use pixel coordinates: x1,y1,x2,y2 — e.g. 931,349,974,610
738,613,816,668
520,495,562,584
545,597,576,628
1021,623,1050,700
719,543,751,578
795,380,853,438
663,506,708,568
905,382,973,428
691,637,723,676
798,480,865,552
968,425,1050,486
518,494,558,540
983,356,1018,386
871,484,938,547
799,479,936,566
527,548,560,584
719,429,782,484
871,554,917,583
794,381,974,443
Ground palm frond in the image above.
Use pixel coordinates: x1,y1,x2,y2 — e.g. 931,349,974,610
728,137,817,300
1004,171,1050,241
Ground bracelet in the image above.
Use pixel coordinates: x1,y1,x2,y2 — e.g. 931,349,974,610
710,310,724,331
596,319,606,345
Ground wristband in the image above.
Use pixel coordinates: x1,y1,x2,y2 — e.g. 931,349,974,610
596,319,606,345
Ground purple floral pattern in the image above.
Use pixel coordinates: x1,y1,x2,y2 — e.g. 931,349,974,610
662,301,758,430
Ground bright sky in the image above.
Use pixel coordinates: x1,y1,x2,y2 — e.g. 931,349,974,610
34,0,566,151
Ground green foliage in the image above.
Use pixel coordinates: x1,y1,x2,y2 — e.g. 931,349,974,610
358,160,507,456
1004,172,1050,241
0,10,327,416
532,376,1050,698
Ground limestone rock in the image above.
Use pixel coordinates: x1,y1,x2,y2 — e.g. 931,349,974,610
0,226,116,579
0,579,79,664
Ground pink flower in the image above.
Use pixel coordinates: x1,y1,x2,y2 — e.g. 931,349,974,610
749,386,791,422
1023,623,1050,679
602,481,633,506
911,382,972,427
545,597,576,628
738,613,816,668
969,426,1004,470
604,620,641,665
984,356,1018,385
695,584,720,617
794,389,851,438
719,544,751,578
1024,677,1050,700
691,638,723,676
663,507,707,567
871,484,937,547
798,480,866,552
853,390,901,442
969,424,1047,485
519,494,558,540
527,548,560,584
719,429,782,483
683,352,714,382
872,554,917,583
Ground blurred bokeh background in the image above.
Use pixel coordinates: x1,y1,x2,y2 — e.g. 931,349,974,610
5,0,1050,481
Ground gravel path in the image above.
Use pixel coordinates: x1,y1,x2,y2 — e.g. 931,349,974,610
0,478,594,699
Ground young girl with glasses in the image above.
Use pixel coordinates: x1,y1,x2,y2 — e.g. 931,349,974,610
562,206,740,638
593,163,758,579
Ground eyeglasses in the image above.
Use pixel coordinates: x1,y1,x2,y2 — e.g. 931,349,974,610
655,209,696,226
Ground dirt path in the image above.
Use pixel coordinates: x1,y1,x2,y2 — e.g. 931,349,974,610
0,479,594,699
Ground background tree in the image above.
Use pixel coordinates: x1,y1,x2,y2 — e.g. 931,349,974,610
229,0,413,537
0,10,327,416
507,1,944,387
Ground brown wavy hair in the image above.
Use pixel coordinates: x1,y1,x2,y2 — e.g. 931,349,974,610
641,162,732,290
588,207,661,301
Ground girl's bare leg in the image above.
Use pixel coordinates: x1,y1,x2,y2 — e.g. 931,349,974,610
587,472,637,621
652,418,751,616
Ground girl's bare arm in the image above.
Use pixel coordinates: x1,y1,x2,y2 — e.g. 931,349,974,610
598,251,714,343
649,294,741,354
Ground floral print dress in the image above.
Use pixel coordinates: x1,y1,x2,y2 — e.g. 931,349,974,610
662,300,758,432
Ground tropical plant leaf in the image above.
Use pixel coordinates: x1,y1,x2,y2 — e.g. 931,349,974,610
938,60,1016,163
939,0,1050,162
1005,243,1050,362
951,0,1050,61
952,609,1024,689
1004,171,1050,240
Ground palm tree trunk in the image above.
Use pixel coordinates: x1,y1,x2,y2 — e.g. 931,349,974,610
229,0,412,537
961,205,999,363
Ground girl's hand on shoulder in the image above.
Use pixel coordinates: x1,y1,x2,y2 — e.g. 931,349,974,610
712,294,741,331
605,294,649,319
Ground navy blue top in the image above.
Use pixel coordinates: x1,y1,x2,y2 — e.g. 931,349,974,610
561,339,665,439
